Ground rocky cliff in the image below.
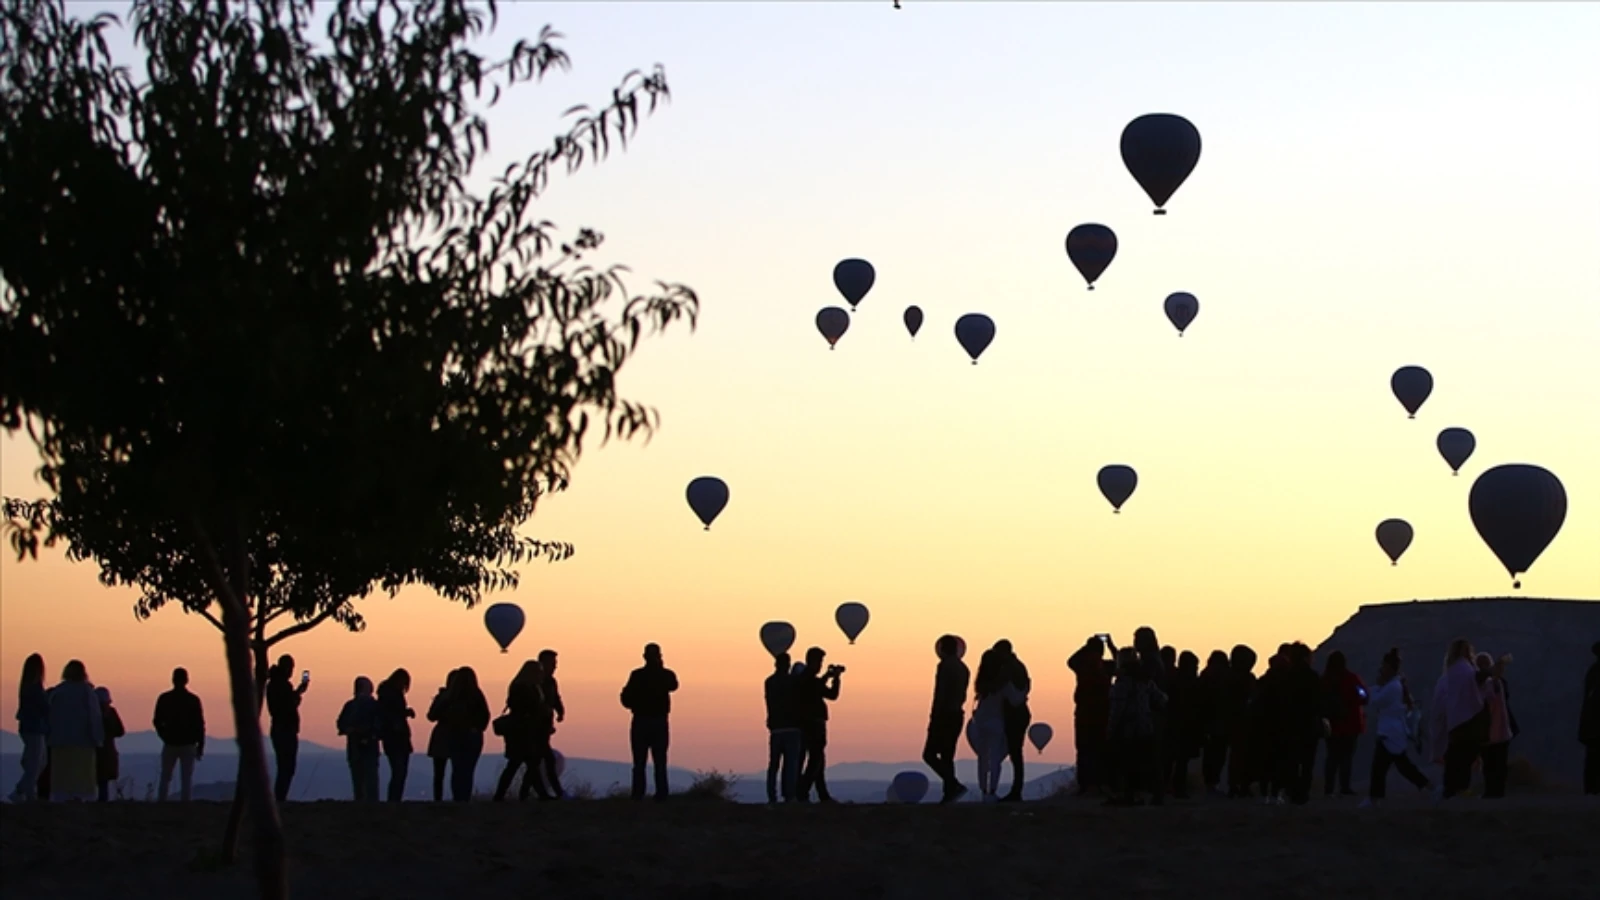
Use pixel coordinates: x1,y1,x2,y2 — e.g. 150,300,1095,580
1312,597,1599,790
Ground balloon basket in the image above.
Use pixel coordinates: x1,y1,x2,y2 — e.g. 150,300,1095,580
1153,209,1166,216
703,525,710,532
1087,285,1095,291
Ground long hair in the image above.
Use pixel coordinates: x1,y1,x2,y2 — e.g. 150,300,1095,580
456,667,480,693
973,650,1004,700
383,668,411,694
509,660,543,704
19,653,44,700
1444,638,1474,672
62,659,88,682
1322,650,1348,682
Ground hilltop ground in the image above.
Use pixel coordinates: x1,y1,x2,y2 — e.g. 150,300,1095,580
4,792,1598,899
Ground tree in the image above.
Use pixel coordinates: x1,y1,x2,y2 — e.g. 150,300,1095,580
0,1,698,896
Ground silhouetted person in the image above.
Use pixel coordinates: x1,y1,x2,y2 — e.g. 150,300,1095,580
1167,650,1202,798
1251,644,1292,802
1431,638,1486,800
425,669,458,801
94,687,125,802
9,653,48,803
535,649,566,799
1276,643,1323,805
1107,647,1166,806
1131,627,1168,802
992,640,1031,802
338,676,382,801
765,652,803,804
1223,645,1258,798
495,660,556,802
266,655,309,803
443,666,490,802
795,646,843,803
1363,648,1429,807
153,667,205,802
1198,650,1231,795
1579,642,1600,795
377,668,414,802
924,635,971,804
1068,636,1114,795
1476,652,1514,799
1321,650,1367,797
621,643,678,801
47,660,103,802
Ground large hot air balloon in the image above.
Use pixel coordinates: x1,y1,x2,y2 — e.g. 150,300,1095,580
1097,465,1138,513
936,634,968,661
832,259,875,311
835,602,870,644
686,476,729,530
955,314,995,364
903,305,924,340
1374,519,1414,566
483,603,525,653
1437,428,1476,476
1391,366,1433,419
1065,224,1118,290
1164,292,1199,336
1469,464,1567,588
760,621,796,658
815,307,850,350
1121,114,1202,215
889,771,930,804
1027,722,1053,754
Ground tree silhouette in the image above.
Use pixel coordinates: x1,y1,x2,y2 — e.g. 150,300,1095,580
0,1,697,895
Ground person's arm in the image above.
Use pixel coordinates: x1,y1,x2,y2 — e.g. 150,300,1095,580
822,677,841,701
665,670,679,693
550,682,565,722
196,697,206,758
152,693,167,737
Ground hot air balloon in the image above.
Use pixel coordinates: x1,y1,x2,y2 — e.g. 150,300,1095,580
1027,722,1053,753
1469,464,1567,589
483,603,525,653
835,603,870,644
686,476,729,530
890,771,930,804
955,313,995,364
903,305,924,339
815,306,850,350
1437,428,1476,476
1065,224,1118,290
1097,465,1138,513
1164,292,1199,336
760,622,796,658
832,259,875,311
1375,519,1414,566
884,785,900,804
936,635,968,661
1121,114,1202,215
1391,366,1433,419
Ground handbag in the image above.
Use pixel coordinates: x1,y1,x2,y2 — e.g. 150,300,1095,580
491,711,512,737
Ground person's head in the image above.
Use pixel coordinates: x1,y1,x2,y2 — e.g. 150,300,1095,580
643,643,663,665
512,660,543,691
61,659,88,682
1324,651,1348,679
20,653,45,688
386,668,411,693
1206,650,1229,671
1115,647,1140,677
455,667,479,692
172,667,189,688
277,655,295,678
1085,636,1106,656
805,647,826,670
1445,638,1474,670
993,639,1013,657
974,650,1002,696
96,686,113,705
936,635,960,660
1229,644,1257,674
442,668,460,692
1290,642,1313,668
1178,650,1199,676
774,652,791,674
539,650,558,674
1160,646,1178,669
1475,652,1493,672
1380,648,1402,680
1133,627,1158,652
353,676,374,697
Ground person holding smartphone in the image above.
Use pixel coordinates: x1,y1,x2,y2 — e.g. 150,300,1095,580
267,655,311,803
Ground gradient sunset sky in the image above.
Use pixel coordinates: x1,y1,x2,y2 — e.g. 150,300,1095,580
3,2,1598,772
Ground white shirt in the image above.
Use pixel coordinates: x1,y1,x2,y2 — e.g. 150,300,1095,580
1370,677,1411,755
973,682,1025,725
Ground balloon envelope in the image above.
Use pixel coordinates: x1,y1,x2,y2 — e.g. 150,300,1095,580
954,313,995,364
1468,464,1567,586
1391,366,1433,418
1164,292,1199,336
760,621,796,658
890,771,930,804
1437,428,1476,475
1065,224,1118,289
835,602,870,644
815,306,850,349
1028,722,1054,753
483,603,525,653
1121,113,1202,214
832,259,876,310
1097,465,1138,512
903,305,924,339
1375,519,1414,565
686,476,729,530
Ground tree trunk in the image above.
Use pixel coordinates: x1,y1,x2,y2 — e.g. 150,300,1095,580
221,639,271,864
218,594,288,900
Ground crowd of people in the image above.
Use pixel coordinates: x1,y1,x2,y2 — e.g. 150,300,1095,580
9,636,1600,805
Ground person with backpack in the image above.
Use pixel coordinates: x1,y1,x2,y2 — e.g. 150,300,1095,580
337,676,382,801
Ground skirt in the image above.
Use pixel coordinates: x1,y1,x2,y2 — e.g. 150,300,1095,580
50,745,97,797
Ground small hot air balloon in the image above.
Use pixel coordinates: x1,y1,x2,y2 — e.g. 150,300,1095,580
884,785,900,804
835,602,870,644
1164,292,1199,336
1027,722,1053,754
686,476,729,530
903,305,924,339
1469,464,1567,589
1391,366,1433,419
815,306,850,350
1375,519,1414,566
1121,113,1202,215
890,771,930,804
1097,465,1138,513
832,259,875,312
936,634,968,661
760,621,796,658
1065,224,1118,290
1437,428,1476,476
955,313,995,364
483,603,525,653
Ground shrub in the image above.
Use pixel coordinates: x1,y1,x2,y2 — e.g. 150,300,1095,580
684,769,739,802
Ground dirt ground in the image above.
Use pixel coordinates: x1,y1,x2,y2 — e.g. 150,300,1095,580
3,793,1598,900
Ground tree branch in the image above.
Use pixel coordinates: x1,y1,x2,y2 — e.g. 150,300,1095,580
264,606,342,647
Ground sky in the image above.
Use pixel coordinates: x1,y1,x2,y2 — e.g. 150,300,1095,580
2,2,1598,773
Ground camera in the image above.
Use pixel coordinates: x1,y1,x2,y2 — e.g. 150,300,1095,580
825,664,845,677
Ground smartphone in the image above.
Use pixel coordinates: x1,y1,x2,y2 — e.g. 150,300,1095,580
1096,633,1112,644
301,670,311,683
